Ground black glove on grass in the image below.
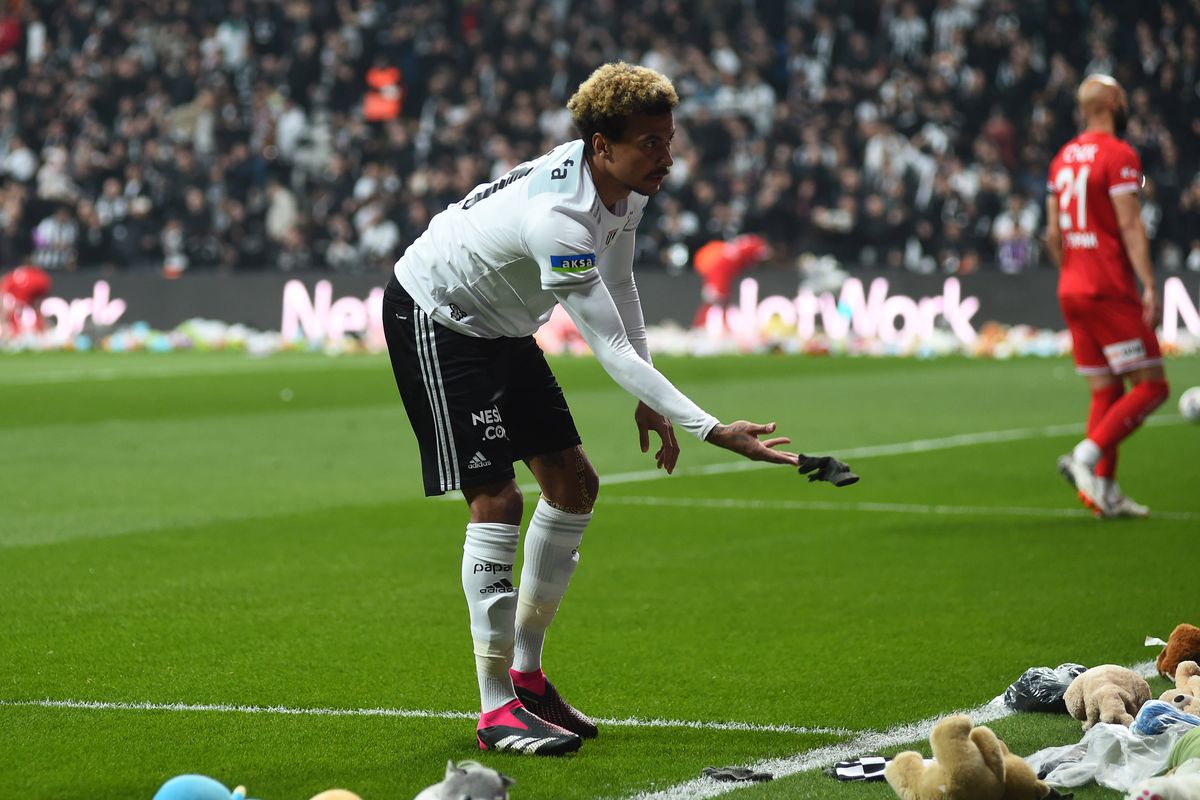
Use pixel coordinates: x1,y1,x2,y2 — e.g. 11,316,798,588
798,455,859,486
703,766,773,783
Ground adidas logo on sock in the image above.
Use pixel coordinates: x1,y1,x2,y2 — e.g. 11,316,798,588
467,451,492,469
480,578,515,595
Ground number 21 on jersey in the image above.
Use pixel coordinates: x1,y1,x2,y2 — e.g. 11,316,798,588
1054,165,1090,230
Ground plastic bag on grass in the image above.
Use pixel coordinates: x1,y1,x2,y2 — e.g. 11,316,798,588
1002,663,1087,712
1026,722,1189,792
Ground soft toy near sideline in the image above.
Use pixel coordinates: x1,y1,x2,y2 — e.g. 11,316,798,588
1158,624,1200,681
1063,664,1151,730
1126,756,1200,800
884,714,1049,800
152,774,250,800
1160,660,1200,716
412,760,513,800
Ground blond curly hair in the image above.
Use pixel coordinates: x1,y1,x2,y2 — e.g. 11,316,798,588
567,62,678,153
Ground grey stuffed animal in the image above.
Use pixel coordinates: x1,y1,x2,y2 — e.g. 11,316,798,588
413,760,515,800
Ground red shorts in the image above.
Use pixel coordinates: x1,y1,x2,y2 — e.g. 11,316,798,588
1059,293,1163,376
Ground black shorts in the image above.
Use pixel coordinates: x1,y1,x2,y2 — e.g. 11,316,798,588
383,277,582,496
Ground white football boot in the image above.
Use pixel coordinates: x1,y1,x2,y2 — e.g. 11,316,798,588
1056,454,1113,517
1105,483,1150,519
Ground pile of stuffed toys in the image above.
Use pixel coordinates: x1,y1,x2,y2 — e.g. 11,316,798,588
883,623,1200,800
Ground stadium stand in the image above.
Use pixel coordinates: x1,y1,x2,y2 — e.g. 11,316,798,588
0,0,1197,276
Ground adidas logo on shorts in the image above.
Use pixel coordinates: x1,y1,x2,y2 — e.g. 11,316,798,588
480,578,515,595
467,451,492,469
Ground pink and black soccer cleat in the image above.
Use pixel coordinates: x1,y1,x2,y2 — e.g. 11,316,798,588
476,698,582,755
511,669,599,739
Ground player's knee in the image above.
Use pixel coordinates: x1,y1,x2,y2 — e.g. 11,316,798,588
581,467,600,508
575,450,600,511
542,454,599,513
468,482,523,525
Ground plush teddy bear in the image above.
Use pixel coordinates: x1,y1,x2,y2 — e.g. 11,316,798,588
1157,624,1200,681
1160,660,1200,716
1126,756,1200,800
997,737,1053,800
413,760,513,800
1063,664,1151,730
884,714,1050,800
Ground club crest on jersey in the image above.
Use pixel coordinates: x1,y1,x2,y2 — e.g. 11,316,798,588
604,229,618,246
550,253,596,273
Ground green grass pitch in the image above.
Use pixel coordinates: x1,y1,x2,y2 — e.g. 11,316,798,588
1,350,1196,799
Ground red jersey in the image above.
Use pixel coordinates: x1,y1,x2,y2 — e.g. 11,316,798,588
1047,131,1142,299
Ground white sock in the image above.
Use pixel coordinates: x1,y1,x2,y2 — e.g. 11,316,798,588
513,498,590,674
1073,438,1102,469
1097,477,1114,500
462,522,520,713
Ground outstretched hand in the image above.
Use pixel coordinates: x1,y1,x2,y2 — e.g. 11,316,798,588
635,401,680,473
704,420,799,466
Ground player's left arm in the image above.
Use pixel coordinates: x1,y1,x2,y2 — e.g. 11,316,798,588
1044,193,1062,268
596,217,679,471
1109,147,1159,326
597,231,650,362
1112,191,1159,326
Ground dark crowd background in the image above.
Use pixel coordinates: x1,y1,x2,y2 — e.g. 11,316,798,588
1,0,1199,278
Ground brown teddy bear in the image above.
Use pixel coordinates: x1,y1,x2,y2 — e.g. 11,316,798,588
1157,624,1200,681
1063,664,1151,730
884,714,1050,800
1160,660,1200,715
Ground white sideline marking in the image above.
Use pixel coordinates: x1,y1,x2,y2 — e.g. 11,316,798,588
624,660,1159,800
601,495,1200,522
447,415,1180,496
0,698,847,737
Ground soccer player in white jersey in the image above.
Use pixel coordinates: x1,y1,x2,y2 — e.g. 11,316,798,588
383,63,801,755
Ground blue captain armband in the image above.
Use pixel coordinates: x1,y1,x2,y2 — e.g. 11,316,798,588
550,254,596,273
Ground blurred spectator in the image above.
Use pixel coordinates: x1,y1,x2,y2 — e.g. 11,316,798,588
265,178,299,246
991,193,1040,274
2,134,36,183
358,206,400,270
0,0,1194,278
324,215,360,271
32,204,77,271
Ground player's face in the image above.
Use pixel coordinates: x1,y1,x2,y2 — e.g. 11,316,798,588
608,112,675,197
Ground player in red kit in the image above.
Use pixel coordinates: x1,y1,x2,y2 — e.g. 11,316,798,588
1045,75,1169,519
0,265,52,337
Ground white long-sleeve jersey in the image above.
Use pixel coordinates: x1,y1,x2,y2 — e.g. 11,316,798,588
394,140,718,440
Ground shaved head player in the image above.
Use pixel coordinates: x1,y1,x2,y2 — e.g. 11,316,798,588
1047,74,1170,518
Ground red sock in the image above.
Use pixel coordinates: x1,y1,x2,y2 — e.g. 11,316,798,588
1087,383,1124,479
510,667,547,695
1089,380,1169,452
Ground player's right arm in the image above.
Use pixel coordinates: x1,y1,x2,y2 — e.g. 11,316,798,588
524,211,797,466
553,279,798,466
1111,191,1159,326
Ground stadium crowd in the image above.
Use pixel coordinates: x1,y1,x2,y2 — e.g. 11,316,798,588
0,0,1198,276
